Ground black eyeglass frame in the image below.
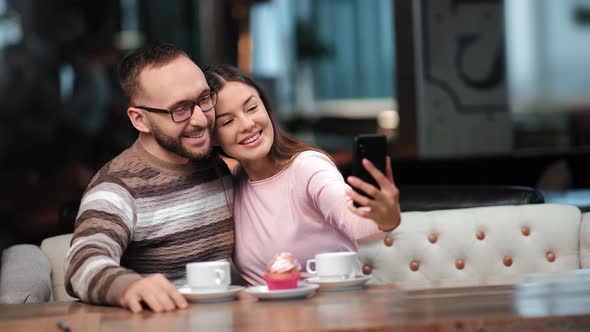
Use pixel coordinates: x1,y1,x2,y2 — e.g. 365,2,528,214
133,91,218,123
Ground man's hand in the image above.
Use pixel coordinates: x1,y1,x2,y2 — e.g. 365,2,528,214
120,274,188,313
346,156,401,232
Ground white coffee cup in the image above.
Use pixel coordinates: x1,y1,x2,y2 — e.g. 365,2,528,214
186,260,231,290
305,252,360,281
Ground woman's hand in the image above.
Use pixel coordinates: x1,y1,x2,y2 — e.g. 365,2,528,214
345,156,401,232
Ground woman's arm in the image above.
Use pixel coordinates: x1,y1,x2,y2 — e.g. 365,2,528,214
295,152,400,239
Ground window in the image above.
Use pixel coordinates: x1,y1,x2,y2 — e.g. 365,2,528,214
250,0,395,119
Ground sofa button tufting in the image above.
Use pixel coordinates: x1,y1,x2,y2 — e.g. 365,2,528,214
410,261,420,271
521,226,530,236
428,234,438,244
362,265,373,275
546,252,556,262
384,236,394,247
476,231,485,240
455,259,465,270
503,256,513,267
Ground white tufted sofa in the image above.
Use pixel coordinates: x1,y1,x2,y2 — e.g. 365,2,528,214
3,203,589,302
358,203,590,289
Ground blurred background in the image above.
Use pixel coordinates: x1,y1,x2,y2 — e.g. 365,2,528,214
1,0,590,250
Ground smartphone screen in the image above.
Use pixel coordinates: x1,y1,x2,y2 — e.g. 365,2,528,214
351,134,387,207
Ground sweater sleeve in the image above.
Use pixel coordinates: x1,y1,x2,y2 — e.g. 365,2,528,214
64,182,142,306
294,151,383,240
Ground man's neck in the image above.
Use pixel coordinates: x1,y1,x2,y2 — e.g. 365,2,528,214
138,134,189,165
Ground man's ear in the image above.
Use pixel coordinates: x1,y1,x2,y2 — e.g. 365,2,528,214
127,107,151,133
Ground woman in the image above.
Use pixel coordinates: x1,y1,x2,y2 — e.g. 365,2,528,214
205,65,401,285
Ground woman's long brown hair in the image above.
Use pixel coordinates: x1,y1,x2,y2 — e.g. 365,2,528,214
205,64,331,166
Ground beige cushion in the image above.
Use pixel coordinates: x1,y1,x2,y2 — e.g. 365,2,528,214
359,204,582,286
580,212,590,269
40,234,76,302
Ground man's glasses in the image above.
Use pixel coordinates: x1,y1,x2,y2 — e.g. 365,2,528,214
133,91,217,123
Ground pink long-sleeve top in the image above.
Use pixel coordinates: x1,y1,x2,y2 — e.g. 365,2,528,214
233,150,383,285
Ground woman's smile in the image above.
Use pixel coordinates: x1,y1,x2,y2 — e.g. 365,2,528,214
239,130,262,146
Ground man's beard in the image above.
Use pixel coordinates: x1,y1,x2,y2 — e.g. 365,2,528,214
152,125,213,161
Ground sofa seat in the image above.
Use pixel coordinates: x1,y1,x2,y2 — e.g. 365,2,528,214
359,204,588,287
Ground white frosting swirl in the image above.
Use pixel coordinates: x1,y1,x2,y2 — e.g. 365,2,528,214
267,252,301,273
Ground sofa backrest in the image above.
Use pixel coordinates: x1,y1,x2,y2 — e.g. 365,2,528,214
358,204,583,287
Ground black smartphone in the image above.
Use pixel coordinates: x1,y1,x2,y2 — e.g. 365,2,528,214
351,134,387,207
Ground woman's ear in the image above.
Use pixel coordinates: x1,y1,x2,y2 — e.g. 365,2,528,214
127,107,151,133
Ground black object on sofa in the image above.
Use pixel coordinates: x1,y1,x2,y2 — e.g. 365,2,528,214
399,185,544,212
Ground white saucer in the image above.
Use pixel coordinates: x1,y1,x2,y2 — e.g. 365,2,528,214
178,285,244,303
304,275,372,291
244,283,319,301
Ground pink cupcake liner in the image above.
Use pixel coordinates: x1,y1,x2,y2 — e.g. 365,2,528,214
263,272,301,290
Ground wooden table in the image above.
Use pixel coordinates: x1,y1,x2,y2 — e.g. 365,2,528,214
2,270,590,332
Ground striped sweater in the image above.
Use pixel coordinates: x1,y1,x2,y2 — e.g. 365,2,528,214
65,140,234,305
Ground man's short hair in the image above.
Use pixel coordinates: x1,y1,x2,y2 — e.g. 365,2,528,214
119,42,189,104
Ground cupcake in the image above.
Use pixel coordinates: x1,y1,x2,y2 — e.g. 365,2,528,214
263,252,301,290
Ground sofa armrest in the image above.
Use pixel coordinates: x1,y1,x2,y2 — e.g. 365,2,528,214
399,185,544,212
0,244,53,303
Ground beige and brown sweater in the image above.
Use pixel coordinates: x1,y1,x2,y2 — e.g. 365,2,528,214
65,140,234,305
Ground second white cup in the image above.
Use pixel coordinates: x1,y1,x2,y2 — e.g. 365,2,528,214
186,260,231,290
306,252,360,281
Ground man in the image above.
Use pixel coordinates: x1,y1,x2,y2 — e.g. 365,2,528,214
64,43,234,313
